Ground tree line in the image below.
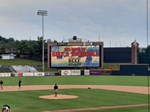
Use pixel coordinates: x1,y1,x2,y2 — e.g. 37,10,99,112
0,35,48,61
1,35,150,65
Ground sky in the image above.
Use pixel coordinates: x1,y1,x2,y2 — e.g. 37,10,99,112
0,0,149,47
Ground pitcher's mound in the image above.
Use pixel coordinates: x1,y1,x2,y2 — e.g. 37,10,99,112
39,94,78,100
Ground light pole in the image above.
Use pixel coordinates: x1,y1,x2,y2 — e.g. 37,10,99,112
146,0,150,111
37,10,47,71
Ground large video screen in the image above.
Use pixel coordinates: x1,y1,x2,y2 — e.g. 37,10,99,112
50,46,100,67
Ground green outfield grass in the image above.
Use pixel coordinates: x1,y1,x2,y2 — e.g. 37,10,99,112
0,89,148,112
86,106,148,112
0,76,149,112
0,76,149,86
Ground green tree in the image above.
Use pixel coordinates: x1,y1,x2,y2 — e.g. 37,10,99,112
19,40,30,55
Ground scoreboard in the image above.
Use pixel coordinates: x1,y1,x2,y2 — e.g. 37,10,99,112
48,41,103,68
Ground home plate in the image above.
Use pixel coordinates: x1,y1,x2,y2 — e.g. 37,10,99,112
39,94,78,100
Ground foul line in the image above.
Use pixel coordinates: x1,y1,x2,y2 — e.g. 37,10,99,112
43,104,148,112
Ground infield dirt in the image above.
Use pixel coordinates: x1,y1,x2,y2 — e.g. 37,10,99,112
0,85,149,95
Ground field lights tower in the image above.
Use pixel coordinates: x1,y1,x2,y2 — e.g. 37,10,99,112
37,10,47,71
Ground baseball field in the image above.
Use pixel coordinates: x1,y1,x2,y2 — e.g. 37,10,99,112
0,76,149,112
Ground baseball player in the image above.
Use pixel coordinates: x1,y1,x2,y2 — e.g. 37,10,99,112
0,80,3,90
18,79,22,89
54,84,58,97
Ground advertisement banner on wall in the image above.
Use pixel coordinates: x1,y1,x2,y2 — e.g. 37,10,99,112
84,70,90,75
10,73,18,77
23,73,34,76
0,73,11,77
61,70,71,76
14,73,18,77
71,70,81,75
33,72,44,76
90,70,100,75
18,72,23,77
44,72,55,76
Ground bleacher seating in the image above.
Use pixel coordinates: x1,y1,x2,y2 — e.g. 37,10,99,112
0,66,14,72
12,65,38,72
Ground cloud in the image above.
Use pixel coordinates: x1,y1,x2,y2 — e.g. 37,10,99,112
0,0,149,47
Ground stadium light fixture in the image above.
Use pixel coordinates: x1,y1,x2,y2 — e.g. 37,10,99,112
37,10,47,71
146,0,150,111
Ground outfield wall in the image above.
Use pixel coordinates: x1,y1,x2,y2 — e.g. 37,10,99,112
0,64,149,77
111,64,149,76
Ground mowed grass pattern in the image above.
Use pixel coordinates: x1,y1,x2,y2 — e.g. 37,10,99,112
0,76,149,86
0,89,148,112
86,107,148,112
0,76,149,112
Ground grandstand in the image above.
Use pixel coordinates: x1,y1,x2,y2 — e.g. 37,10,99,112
12,66,38,72
0,65,38,73
0,66,14,72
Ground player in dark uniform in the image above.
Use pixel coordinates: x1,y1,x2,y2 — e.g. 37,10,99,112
0,80,3,90
18,79,22,89
54,84,58,97
2,104,11,112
